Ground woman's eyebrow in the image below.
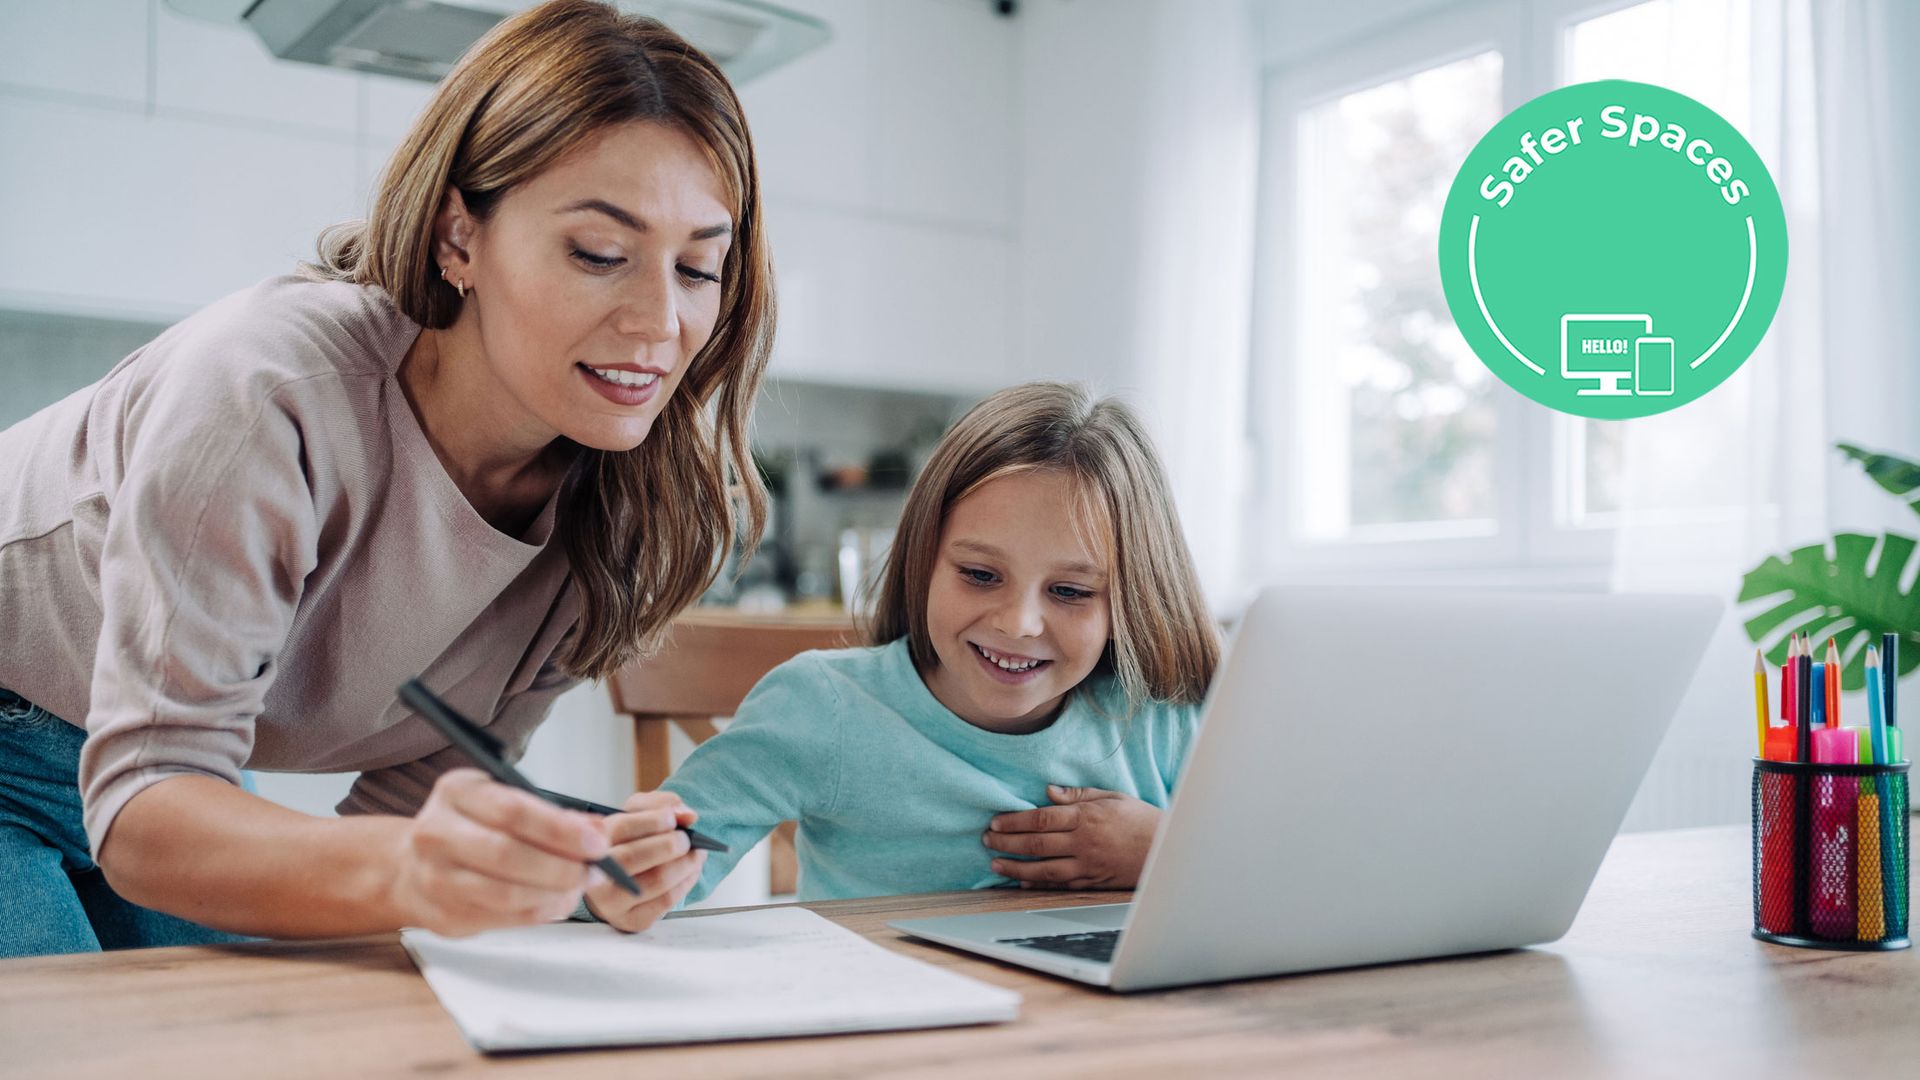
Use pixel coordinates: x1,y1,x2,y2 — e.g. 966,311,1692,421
557,198,731,240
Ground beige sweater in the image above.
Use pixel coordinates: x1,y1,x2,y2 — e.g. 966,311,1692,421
0,275,581,855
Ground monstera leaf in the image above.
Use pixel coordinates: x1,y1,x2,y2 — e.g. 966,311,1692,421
1837,443,1920,521
1740,532,1920,692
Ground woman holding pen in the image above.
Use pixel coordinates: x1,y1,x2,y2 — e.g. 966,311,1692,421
0,1,769,956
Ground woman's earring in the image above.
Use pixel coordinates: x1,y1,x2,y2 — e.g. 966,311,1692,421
456,279,468,299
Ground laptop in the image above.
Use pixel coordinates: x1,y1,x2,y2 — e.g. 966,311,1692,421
889,585,1721,992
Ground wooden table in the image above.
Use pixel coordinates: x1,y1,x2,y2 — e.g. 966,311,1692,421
3,825,1915,1078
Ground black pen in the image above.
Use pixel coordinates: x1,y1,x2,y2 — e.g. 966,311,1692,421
397,680,726,865
401,679,667,899
535,788,729,852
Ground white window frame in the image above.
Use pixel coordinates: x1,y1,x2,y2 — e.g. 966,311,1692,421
1246,0,1748,589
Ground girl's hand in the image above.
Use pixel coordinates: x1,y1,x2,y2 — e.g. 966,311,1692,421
982,785,1161,890
582,791,708,932
389,768,606,936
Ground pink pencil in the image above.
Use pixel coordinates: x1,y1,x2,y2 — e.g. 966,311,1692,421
1783,636,1799,725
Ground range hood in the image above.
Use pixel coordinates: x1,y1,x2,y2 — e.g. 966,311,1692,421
165,0,829,85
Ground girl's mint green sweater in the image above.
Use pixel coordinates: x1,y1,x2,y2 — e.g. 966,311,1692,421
661,638,1201,902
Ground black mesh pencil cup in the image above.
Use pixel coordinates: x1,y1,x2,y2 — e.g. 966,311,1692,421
1752,758,1909,950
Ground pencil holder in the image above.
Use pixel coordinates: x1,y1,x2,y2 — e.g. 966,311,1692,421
1752,759,1909,950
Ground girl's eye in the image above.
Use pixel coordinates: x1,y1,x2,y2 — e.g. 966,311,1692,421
677,264,722,286
1051,585,1095,602
570,248,624,270
960,567,997,586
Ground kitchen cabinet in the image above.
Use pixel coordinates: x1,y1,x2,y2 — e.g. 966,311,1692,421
0,0,149,106
0,0,1019,396
0,96,358,319
765,198,1014,394
740,0,1018,393
154,9,361,137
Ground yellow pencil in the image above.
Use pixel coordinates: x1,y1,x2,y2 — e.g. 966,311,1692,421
1754,649,1769,755
1861,788,1885,940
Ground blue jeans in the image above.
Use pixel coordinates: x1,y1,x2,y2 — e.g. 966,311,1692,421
0,686,247,957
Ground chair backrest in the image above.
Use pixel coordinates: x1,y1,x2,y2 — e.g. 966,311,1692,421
608,610,859,897
607,611,859,719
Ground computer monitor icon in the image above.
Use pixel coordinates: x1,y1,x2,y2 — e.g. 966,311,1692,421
1561,314,1653,397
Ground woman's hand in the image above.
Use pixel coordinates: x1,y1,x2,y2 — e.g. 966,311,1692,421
983,785,1162,890
582,791,708,932
388,768,606,936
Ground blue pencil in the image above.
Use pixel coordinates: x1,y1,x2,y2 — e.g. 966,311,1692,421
1868,649,1890,764
1886,632,1900,733
1811,660,1827,729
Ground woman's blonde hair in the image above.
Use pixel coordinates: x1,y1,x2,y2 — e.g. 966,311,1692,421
304,0,772,680
866,382,1219,707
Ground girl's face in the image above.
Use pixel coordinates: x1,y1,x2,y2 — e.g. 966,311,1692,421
920,470,1114,734
441,120,733,452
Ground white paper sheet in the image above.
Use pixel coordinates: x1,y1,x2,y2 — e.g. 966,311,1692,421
402,906,1021,1052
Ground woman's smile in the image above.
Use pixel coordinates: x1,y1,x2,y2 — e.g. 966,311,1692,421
576,361,666,407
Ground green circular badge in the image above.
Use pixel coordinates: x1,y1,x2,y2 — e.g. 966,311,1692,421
1438,80,1787,419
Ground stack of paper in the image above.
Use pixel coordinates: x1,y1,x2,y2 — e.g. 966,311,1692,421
402,906,1021,1052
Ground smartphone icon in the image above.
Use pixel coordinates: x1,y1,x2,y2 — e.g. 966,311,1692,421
1634,337,1675,396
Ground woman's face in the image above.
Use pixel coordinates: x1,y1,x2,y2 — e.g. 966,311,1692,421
920,470,1115,734
441,120,733,453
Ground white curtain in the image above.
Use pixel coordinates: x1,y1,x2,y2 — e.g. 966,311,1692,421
1120,0,1261,612
1017,0,1261,614
1614,0,1920,830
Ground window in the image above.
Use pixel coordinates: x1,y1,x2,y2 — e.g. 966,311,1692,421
1560,0,1755,528
1252,0,1758,581
1293,52,1504,541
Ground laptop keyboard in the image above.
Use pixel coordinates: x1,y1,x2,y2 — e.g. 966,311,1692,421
995,930,1121,963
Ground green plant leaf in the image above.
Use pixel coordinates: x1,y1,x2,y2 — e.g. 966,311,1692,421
1837,442,1920,521
1739,531,1920,691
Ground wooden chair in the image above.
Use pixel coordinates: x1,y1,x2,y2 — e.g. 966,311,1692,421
606,609,857,896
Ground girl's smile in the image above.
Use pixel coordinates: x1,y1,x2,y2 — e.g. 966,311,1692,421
968,641,1053,684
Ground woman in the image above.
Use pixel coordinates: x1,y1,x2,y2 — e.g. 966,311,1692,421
0,0,771,957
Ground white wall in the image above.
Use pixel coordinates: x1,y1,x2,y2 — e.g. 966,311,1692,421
1014,0,1259,610
1012,0,1154,391
1253,0,1467,68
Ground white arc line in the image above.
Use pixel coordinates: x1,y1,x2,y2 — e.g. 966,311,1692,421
1468,215,1544,375
1689,216,1756,369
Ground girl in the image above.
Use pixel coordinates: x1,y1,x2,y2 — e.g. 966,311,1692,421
0,0,765,955
662,382,1220,900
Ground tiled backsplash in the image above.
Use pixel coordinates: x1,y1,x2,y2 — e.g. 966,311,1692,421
0,309,168,430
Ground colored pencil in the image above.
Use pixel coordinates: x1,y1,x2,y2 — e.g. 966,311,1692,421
1866,647,1900,938
1886,632,1900,732
1783,635,1799,725
1867,646,1888,765
1826,638,1842,728
1797,649,1813,764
